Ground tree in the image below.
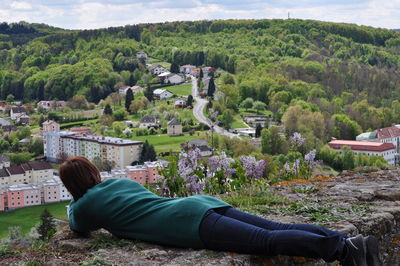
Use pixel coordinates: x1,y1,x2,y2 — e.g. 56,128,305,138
125,88,134,112
28,138,44,156
261,126,288,155
6,94,14,102
139,140,157,163
67,95,89,109
219,110,234,129
99,114,114,126
199,68,204,79
170,62,180,73
240,97,254,111
187,95,193,107
207,77,216,98
103,104,113,115
255,124,262,138
253,101,266,114
129,99,144,114
144,86,154,102
37,208,56,241
113,109,127,121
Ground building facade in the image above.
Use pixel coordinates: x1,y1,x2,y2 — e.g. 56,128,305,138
328,139,396,165
42,120,60,132
43,132,143,169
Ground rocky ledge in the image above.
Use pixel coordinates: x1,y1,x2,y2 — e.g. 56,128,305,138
1,168,400,265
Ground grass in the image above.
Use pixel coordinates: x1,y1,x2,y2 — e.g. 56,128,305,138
167,83,192,96
60,119,98,128
176,108,198,122
238,108,273,116
147,57,171,69
231,114,247,128
0,201,69,239
132,133,200,153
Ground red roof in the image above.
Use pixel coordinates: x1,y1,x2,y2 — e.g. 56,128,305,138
328,140,395,152
375,126,400,139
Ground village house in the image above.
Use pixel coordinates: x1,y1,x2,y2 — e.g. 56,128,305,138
125,120,140,128
174,98,187,109
139,115,161,129
180,64,197,75
153,89,174,100
16,113,30,125
0,118,10,127
242,114,269,128
149,64,168,75
37,101,66,111
158,72,184,84
119,85,144,95
42,120,60,133
328,139,396,166
10,106,26,120
201,66,217,77
167,119,183,136
136,51,148,61
183,139,212,157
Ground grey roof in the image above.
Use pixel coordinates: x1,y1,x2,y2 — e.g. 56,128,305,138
168,118,182,126
0,118,10,126
11,106,26,113
140,115,157,123
0,168,9,177
187,139,208,147
0,155,10,163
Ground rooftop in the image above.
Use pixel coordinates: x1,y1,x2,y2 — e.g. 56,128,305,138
375,126,400,139
328,139,395,152
64,133,142,146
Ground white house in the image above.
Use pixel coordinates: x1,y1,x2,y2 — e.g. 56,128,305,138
328,139,396,166
166,73,184,84
153,89,174,100
180,64,196,74
174,98,187,109
139,115,161,129
10,107,26,120
149,64,168,75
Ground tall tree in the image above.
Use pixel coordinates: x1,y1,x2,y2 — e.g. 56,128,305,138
103,104,113,115
261,126,288,155
199,68,204,79
144,86,154,102
140,140,157,163
170,62,180,73
187,95,193,107
207,77,215,98
255,124,262,138
125,88,134,112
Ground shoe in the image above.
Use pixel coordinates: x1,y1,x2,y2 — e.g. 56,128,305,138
364,236,383,266
342,234,367,266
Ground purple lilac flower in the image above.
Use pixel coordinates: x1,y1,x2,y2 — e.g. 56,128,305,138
290,132,305,147
239,156,266,179
304,149,320,170
178,148,201,180
208,153,235,175
211,111,219,120
284,162,291,172
292,159,300,175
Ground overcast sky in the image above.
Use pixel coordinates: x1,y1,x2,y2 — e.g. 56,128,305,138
0,0,399,30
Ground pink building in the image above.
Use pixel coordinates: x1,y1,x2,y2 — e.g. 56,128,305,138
144,161,162,184
0,190,5,211
126,165,148,185
42,179,60,203
6,188,24,209
22,184,41,207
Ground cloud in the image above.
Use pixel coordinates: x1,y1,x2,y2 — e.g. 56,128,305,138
0,0,399,29
9,1,32,10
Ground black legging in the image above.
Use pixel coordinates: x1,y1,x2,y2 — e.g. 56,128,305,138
199,207,346,262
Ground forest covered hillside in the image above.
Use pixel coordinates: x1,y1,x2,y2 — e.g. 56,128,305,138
1,19,400,137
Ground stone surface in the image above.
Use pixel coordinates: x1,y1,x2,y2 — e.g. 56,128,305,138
2,168,400,265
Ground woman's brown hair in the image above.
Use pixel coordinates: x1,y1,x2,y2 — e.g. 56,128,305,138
59,156,101,201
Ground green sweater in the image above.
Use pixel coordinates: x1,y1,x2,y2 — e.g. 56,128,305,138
68,178,230,248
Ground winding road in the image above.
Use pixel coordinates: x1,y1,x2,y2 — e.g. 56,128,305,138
191,76,238,138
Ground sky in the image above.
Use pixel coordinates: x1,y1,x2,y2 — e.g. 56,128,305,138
0,0,399,30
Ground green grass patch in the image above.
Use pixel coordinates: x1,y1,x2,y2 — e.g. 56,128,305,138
147,57,171,69
60,119,98,129
176,108,198,122
0,201,69,239
167,83,192,96
231,114,247,128
132,133,200,153
239,108,273,116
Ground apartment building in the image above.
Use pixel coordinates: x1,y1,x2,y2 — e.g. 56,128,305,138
328,139,396,165
42,179,60,203
0,161,53,190
0,189,4,211
44,131,143,169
